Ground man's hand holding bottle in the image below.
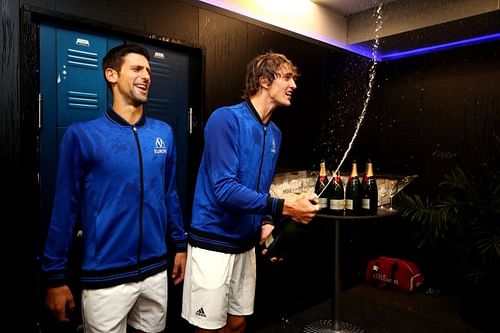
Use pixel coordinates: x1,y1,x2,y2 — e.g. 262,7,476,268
283,192,320,224
260,193,320,262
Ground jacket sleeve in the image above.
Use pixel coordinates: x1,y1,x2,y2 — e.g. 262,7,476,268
41,126,84,287
204,109,280,215
164,127,187,252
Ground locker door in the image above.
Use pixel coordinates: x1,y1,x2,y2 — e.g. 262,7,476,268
39,24,122,236
138,43,190,219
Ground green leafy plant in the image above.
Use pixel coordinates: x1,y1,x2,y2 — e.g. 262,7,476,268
397,150,500,287
396,136,500,331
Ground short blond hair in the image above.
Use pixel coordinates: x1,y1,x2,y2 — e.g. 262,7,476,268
242,52,298,99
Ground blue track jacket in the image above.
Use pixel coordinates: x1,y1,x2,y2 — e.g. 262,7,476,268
189,100,284,253
42,108,187,289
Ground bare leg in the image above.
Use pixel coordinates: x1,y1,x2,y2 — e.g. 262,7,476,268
225,315,245,333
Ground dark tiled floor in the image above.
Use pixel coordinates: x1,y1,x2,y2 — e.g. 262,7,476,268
249,283,483,333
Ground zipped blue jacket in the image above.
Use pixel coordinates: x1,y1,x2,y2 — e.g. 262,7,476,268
42,108,187,289
189,101,284,253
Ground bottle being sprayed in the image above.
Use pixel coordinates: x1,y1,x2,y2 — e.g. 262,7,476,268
264,217,303,260
264,192,320,261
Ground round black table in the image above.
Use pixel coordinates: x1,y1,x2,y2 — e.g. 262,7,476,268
302,207,400,333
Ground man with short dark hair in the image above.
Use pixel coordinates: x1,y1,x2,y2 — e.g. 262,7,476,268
42,43,187,333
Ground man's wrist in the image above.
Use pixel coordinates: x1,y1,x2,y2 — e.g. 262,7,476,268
267,196,284,215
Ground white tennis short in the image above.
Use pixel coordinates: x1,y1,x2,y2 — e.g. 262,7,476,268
81,270,168,333
181,245,256,329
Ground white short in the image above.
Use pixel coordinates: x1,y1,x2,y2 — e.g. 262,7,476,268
181,245,256,330
81,270,168,333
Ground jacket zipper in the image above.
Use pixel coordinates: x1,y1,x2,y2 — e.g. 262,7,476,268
256,126,267,190
132,126,144,275
253,126,267,227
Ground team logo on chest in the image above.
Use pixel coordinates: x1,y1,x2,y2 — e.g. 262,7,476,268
154,137,167,154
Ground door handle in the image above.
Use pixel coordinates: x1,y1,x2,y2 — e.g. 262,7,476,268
188,107,193,134
38,93,43,129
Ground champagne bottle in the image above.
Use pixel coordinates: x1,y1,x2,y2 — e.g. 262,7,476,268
264,218,303,259
315,159,330,212
361,160,378,215
345,160,361,215
328,171,345,215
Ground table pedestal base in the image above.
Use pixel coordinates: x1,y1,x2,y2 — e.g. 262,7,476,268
302,319,365,333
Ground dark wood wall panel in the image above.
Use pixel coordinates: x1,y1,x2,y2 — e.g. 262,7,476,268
198,8,248,114
1,0,19,175
22,0,199,44
2,2,38,330
376,41,500,191
142,0,199,45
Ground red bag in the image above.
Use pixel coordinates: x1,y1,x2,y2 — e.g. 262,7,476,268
365,256,424,293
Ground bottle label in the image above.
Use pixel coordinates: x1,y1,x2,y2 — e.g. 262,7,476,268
318,197,328,209
362,198,370,209
345,199,353,210
329,199,344,210
265,234,274,248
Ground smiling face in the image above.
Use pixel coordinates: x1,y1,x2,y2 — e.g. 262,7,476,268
106,52,151,107
267,64,297,107
243,52,298,103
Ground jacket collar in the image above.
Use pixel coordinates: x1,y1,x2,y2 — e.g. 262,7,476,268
106,107,146,126
244,99,267,125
